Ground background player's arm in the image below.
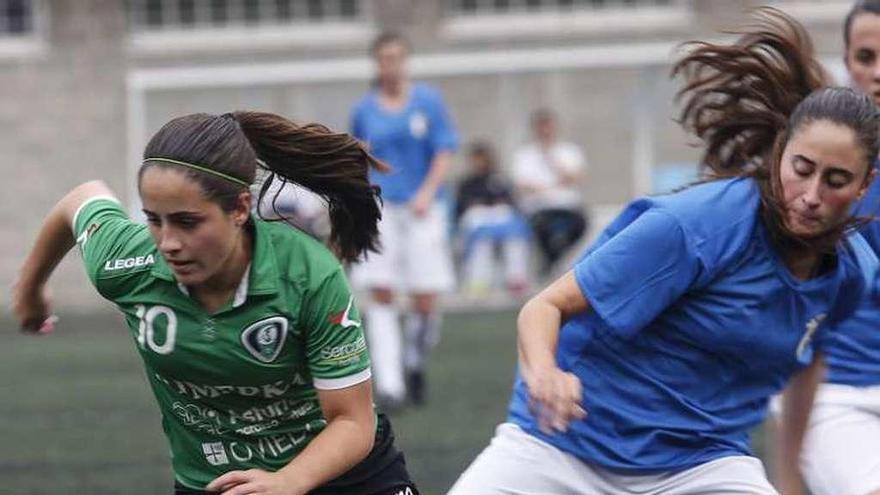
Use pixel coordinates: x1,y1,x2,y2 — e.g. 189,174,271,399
518,270,590,433
13,180,116,331
773,353,825,495
206,381,375,495
411,90,458,216
410,150,453,216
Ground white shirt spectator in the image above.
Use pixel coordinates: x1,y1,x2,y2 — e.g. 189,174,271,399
512,141,586,215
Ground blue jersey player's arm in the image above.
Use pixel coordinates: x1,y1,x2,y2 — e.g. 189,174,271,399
518,208,702,434
13,180,117,332
410,88,459,216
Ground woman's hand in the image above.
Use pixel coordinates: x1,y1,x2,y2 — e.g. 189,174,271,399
11,278,57,334
408,187,434,217
206,469,304,495
524,364,587,434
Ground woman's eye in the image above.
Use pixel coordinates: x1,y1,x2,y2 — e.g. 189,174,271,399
176,218,200,229
793,160,812,176
857,49,875,65
826,174,850,189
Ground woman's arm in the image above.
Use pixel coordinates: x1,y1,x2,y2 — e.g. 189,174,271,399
518,270,590,433
206,381,375,495
13,181,116,331
773,353,825,495
410,150,453,217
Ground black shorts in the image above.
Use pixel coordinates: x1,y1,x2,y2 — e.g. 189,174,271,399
173,414,418,495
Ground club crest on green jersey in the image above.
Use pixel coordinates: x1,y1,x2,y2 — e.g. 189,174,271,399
241,317,288,363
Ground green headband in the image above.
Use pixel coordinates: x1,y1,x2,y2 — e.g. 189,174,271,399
143,157,250,187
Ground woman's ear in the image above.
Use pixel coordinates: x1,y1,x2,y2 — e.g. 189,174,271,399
234,191,253,226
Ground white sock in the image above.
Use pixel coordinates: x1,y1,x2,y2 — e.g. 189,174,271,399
465,238,495,289
404,311,442,372
503,238,530,285
365,304,404,400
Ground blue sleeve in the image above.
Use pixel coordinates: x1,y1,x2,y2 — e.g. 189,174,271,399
574,209,702,338
426,90,459,153
350,101,366,141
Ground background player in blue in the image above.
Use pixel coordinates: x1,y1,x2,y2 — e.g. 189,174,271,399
350,32,460,408
12,111,420,495
777,2,880,493
448,9,879,495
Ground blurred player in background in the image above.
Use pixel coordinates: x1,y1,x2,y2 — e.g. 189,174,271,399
350,32,460,408
778,2,880,493
13,112,419,495
448,9,879,495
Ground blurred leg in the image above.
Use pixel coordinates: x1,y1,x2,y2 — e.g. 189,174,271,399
464,237,495,293
404,294,439,405
502,238,530,296
366,288,405,405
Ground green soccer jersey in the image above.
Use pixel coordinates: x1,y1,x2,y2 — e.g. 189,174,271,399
72,197,373,490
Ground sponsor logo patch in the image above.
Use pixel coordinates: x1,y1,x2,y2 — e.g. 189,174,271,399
202,442,229,466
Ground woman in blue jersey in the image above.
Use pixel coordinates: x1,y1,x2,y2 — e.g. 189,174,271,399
350,32,459,408
448,9,879,495
783,2,880,494
13,112,419,495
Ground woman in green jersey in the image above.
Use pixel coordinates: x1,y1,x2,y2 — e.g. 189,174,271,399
12,111,419,495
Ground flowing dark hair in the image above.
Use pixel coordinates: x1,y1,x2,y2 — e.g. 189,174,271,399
673,7,880,253
140,112,388,263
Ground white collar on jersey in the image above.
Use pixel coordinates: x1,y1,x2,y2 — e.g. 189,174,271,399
176,264,251,309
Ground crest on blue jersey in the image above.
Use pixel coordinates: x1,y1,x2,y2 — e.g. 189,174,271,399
409,112,428,138
795,313,826,362
241,317,288,363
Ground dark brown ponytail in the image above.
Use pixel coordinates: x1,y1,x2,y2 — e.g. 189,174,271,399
141,111,387,263
233,111,388,263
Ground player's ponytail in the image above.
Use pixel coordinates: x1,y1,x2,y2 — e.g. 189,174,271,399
233,111,388,263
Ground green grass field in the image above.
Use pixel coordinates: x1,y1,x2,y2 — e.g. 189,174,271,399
0,310,520,495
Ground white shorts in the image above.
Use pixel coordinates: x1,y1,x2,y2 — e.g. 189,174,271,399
350,202,455,293
447,423,778,495
800,384,880,495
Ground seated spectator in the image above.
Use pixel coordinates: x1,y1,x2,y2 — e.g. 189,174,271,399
455,141,531,298
512,109,588,275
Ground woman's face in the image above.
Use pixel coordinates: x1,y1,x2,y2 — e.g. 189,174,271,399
846,12,880,106
139,166,251,288
374,40,408,87
469,151,492,175
779,119,872,237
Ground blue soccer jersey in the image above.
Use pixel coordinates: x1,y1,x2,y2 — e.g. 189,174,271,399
507,177,864,473
350,83,459,204
823,176,880,387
